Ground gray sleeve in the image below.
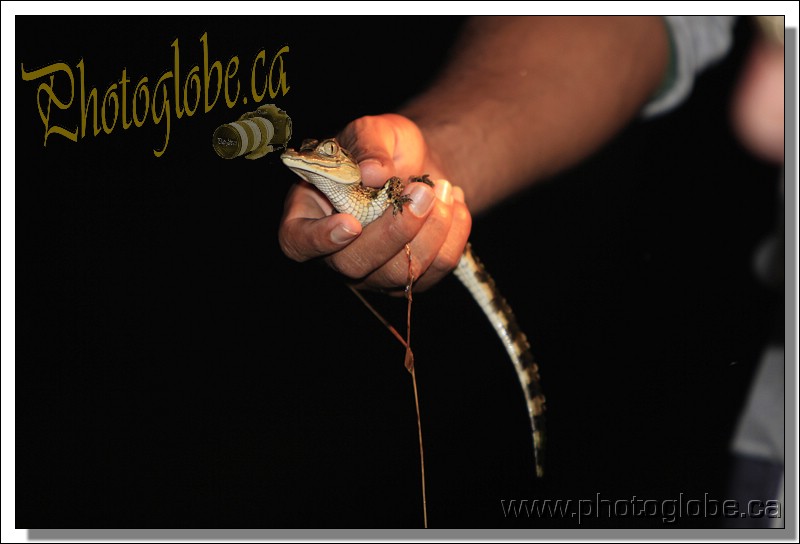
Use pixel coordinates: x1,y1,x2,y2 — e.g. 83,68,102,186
642,16,738,118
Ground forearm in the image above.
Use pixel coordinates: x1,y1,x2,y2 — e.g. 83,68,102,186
399,16,670,213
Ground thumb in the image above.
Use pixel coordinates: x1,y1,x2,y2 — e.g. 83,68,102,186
279,214,363,262
278,183,364,262
338,115,401,187
359,155,396,188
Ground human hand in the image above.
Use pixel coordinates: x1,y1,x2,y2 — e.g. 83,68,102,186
278,114,472,293
731,32,784,164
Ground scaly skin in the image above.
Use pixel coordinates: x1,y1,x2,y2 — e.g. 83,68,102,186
281,138,546,477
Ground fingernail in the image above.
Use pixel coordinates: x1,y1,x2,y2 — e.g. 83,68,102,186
408,184,435,217
453,186,465,203
434,179,453,205
331,224,359,244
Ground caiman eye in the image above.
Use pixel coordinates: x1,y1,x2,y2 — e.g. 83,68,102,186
320,140,339,157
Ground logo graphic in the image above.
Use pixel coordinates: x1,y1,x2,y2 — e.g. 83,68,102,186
212,104,292,159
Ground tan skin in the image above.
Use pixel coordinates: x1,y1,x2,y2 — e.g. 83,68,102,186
278,16,670,292
731,34,784,165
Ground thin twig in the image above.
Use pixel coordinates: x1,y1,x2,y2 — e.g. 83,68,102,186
346,284,408,349
410,366,427,528
404,243,427,529
346,244,428,528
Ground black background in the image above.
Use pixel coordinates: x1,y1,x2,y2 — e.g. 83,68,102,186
16,16,782,528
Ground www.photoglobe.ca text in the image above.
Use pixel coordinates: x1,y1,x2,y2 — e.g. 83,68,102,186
500,493,782,524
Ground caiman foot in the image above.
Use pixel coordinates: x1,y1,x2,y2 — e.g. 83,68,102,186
408,174,434,187
388,175,435,216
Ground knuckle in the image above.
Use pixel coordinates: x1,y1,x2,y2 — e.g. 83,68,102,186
381,226,411,251
427,199,453,232
387,258,415,287
384,211,422,247
328,252,368,281
369,265,410,292
278,229,306,263
454,201,473,232
431,249,461,275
